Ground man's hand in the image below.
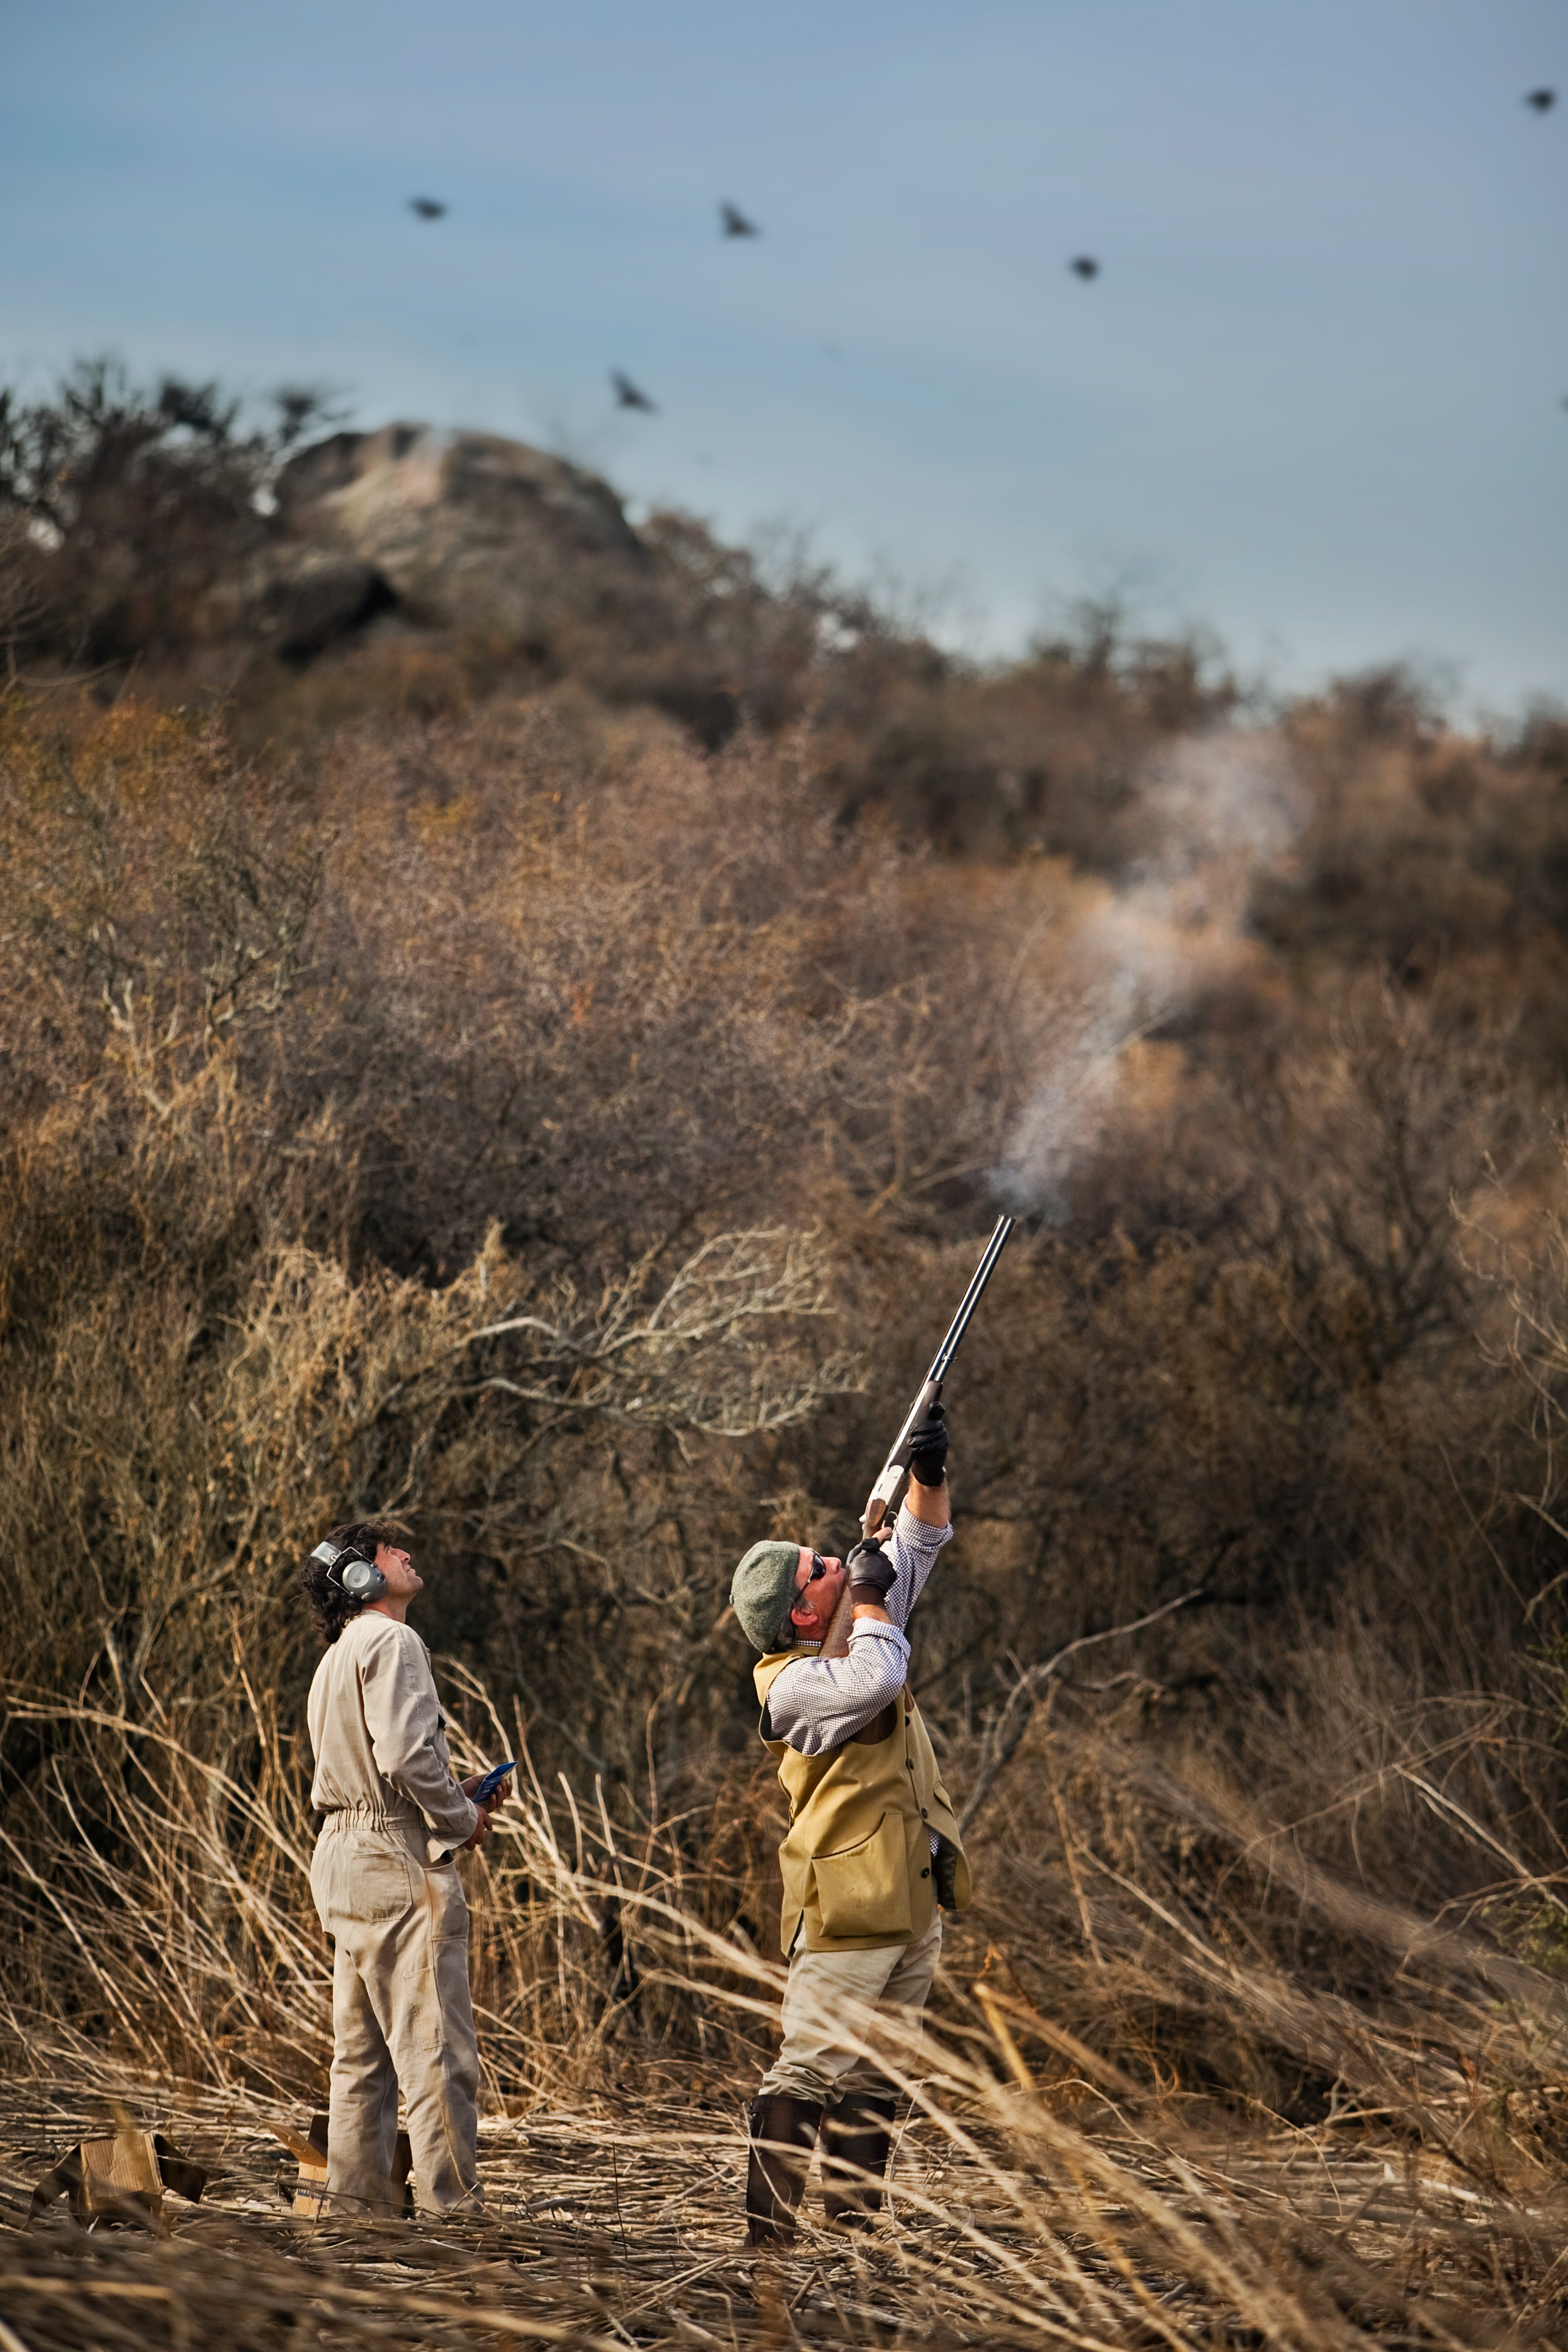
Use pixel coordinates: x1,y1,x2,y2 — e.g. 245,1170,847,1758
459,1771,508,1852
846,1535,897,1604
907,1402,948,1487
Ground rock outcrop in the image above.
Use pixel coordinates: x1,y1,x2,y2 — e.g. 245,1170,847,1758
270,424,656,653
254,549,397,661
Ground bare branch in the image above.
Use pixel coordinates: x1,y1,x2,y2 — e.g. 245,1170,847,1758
958,1588,1204,1835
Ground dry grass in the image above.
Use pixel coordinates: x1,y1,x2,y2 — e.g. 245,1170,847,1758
6,2086,1567,2352
12,2075,1562,2352
9,1664,1568,2345
6,1859,1568,2350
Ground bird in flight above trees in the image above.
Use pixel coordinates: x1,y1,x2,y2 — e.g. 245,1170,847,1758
720,201,761,238
408,196,448,219
1070,255,1100,280
612,370,657,412
1525,88,1556,111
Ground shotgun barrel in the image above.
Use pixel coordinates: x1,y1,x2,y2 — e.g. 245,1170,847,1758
859,1215,1014,1539
819,1216,1014,1662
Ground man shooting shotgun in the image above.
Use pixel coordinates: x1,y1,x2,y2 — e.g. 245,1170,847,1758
728,1218,1013,2248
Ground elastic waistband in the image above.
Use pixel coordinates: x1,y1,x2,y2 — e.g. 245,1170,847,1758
319,1803,420,1832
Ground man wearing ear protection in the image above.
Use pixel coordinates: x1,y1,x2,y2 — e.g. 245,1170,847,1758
300,1517,509,2218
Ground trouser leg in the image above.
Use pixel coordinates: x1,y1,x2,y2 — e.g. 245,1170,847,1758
745,2093,823,2248
758,1915,943,2104
836,1913,942,2097
316,1833,481,2219
373,1863,481,2214
827,1917,942,2225
326,1935,401,2219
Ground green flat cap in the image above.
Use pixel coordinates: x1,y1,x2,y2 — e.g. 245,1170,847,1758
730,1540,800,1653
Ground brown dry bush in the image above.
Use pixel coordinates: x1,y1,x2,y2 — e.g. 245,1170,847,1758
2,683,1567,2007
0,361,341,673
6,626,1568,2340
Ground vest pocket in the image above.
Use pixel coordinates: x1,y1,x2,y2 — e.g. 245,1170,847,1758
813,1811,913,1940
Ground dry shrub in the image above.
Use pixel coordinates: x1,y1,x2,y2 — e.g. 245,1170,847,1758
0,361,339,671
6,670,1568,2343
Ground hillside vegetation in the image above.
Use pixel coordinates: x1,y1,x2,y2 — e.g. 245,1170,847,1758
5,364,1568,2345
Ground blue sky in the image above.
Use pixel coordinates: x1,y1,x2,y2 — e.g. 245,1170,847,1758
4,0,1565,709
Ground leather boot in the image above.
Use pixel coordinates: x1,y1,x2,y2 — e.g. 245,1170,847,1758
821,2090,898,2230
745,2094,823,2248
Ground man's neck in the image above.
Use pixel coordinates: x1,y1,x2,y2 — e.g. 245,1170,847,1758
364,1597,411,1626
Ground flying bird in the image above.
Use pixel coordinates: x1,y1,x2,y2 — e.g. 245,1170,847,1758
612,369,657,412
408,197,448,219
1069,255,1100,280
720,200,761,238
1525,88,1557,111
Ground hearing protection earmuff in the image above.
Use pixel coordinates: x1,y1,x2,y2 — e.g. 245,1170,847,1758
309,1538,387,1603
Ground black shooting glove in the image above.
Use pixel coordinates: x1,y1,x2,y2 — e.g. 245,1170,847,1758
906,1399,949,1486
846,1537,898,1604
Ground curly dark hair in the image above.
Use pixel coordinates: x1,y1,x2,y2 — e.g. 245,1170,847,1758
300,1516,412,1644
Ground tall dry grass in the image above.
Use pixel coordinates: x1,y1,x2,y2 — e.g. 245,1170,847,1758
7,1672,1568,2349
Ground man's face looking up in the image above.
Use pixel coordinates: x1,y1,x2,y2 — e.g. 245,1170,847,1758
366,1541,423,1619
787,1545,844,1642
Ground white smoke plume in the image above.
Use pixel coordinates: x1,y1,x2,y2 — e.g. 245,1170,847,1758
997,730,1302,1217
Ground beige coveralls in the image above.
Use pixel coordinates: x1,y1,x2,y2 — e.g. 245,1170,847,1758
306,1611,482,2217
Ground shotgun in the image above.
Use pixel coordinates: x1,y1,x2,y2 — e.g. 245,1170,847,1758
821,1216,1014,1659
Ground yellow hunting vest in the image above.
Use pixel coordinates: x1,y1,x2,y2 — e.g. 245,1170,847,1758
754,1648,972,1955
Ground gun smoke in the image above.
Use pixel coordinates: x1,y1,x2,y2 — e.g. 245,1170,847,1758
998,729,1302,1217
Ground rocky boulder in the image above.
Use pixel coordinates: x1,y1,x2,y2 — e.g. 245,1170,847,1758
271,424,658,650
252,549,397,661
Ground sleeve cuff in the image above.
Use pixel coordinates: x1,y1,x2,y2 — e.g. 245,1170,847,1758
847,1618,909,1651
425,1800,479,1862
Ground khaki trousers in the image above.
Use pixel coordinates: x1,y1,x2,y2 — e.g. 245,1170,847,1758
758,1913,942,2104
309,1824,481,2216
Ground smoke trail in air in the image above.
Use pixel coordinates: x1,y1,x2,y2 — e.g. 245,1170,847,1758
997,730,1302,1217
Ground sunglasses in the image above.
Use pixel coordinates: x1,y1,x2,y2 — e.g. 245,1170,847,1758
800,1553,828,1586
